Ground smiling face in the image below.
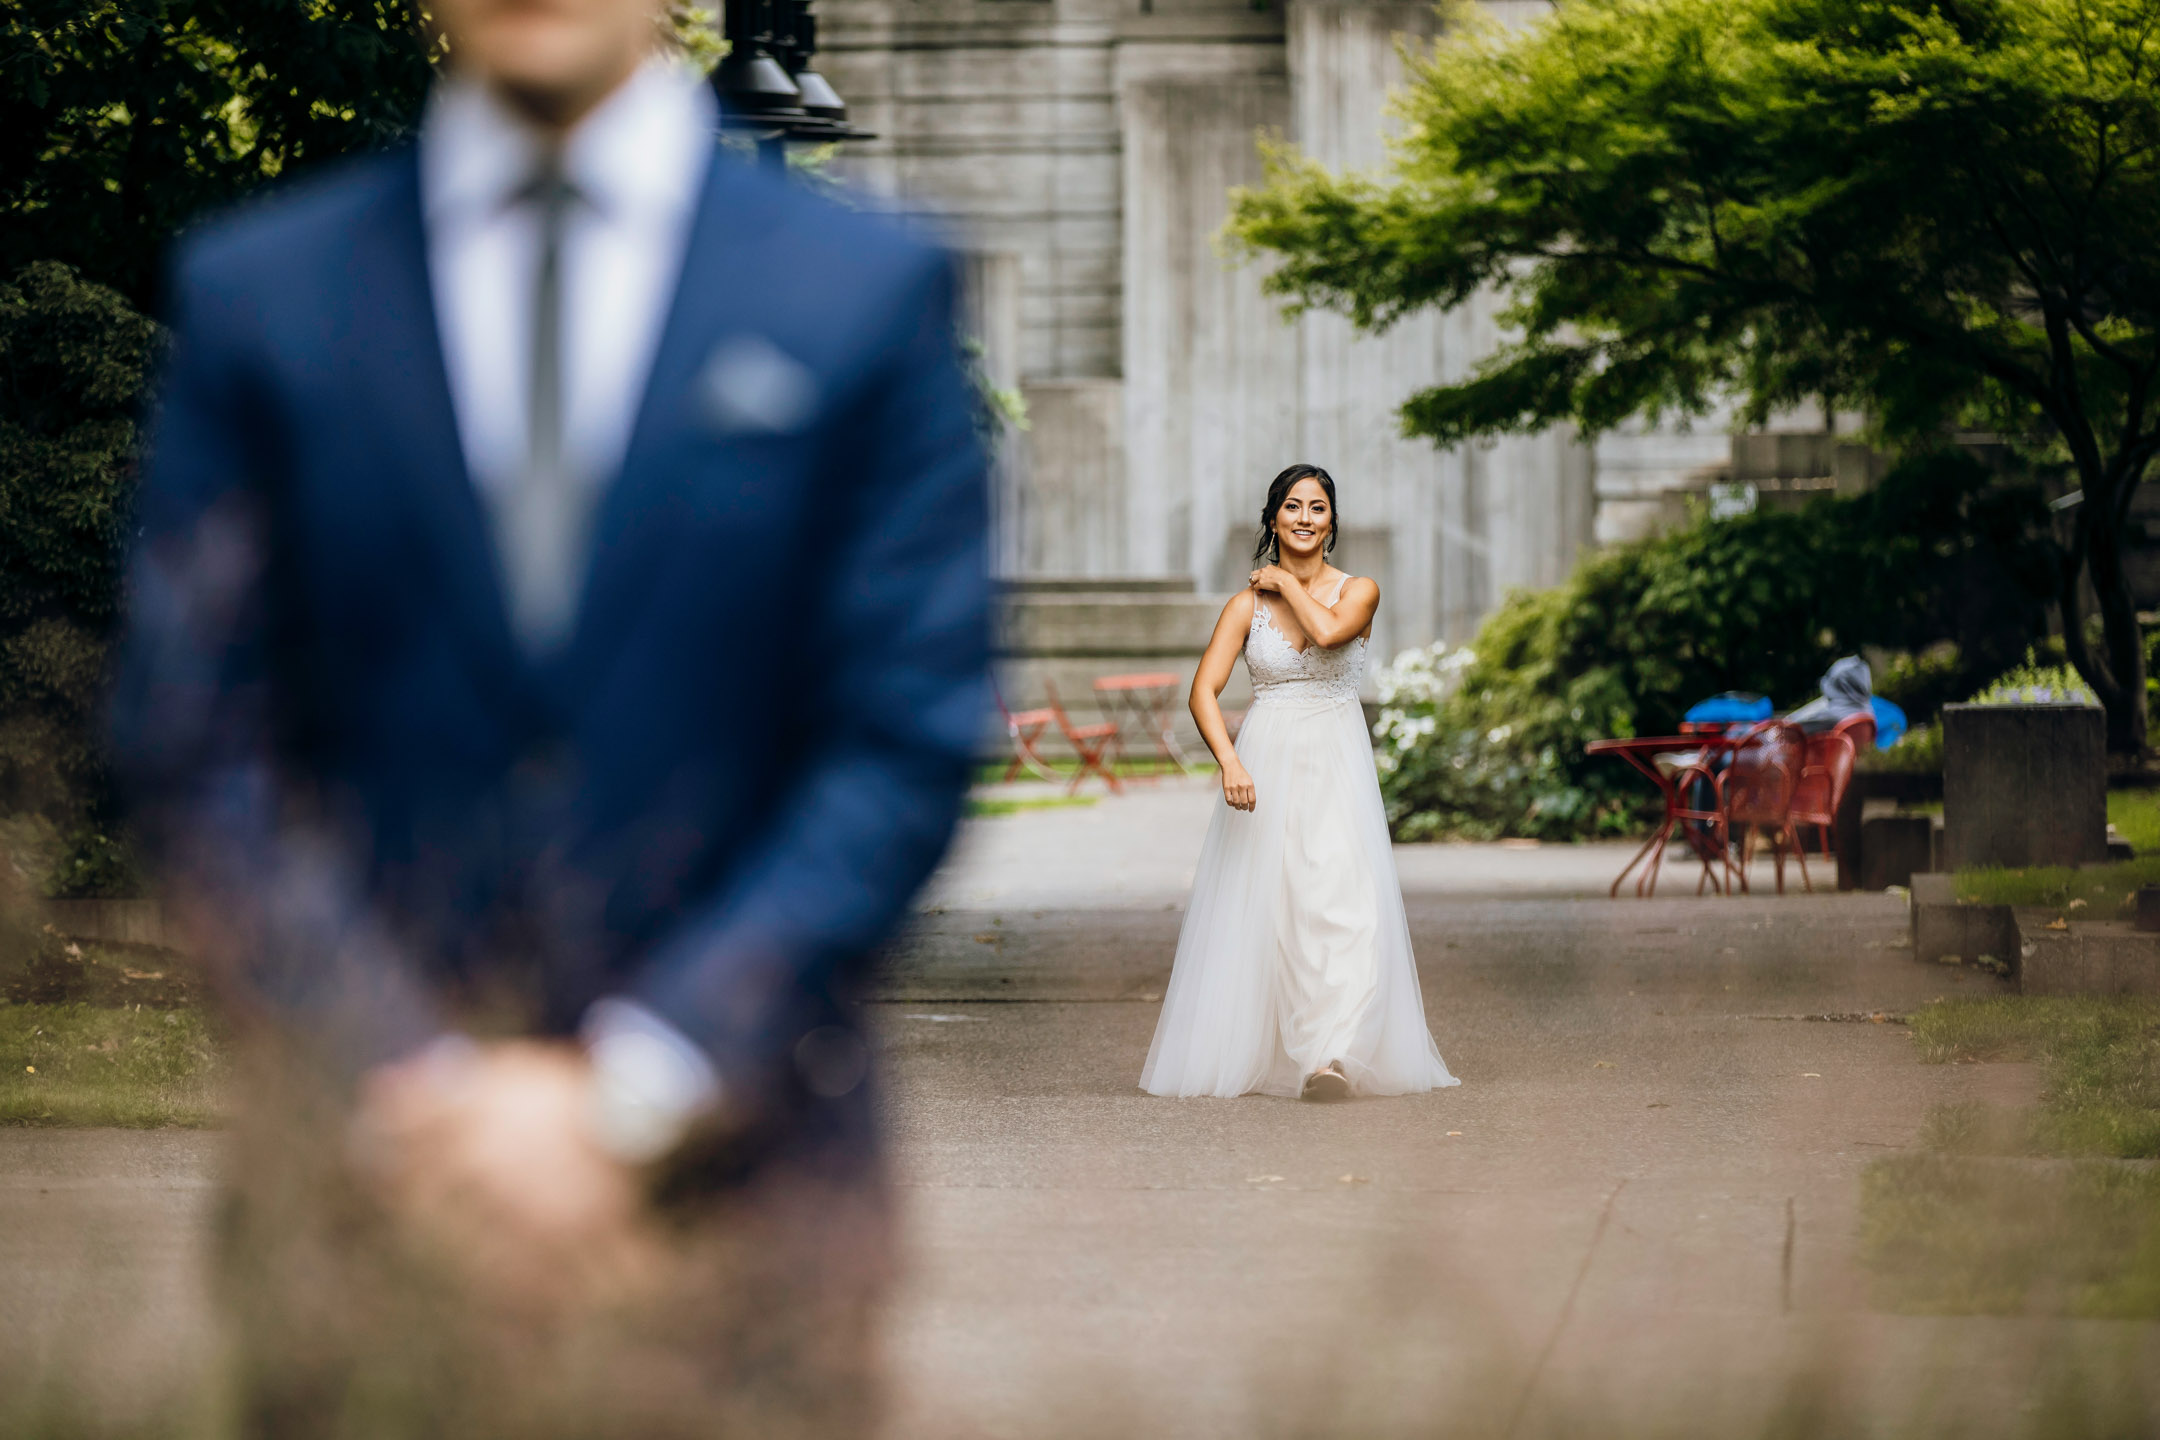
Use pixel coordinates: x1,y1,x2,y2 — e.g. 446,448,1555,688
1272,477,1334,561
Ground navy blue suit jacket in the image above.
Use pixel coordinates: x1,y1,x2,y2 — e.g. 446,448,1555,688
112,143,991,1108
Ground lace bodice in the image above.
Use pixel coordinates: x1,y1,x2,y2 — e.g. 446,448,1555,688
1245,577,1367,704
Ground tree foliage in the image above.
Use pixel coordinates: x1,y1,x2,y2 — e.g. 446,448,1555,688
0,263,160,825
1,0,438,307
1229,0,2160,752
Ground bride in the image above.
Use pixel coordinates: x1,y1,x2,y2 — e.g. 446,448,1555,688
1140,464,1459,1102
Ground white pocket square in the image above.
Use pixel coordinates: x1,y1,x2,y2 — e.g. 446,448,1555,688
698,334,819,435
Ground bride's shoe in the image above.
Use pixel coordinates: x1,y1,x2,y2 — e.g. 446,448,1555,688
1300,1062,1352,1103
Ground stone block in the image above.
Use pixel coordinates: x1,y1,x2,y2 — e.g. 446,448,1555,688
2138,885,2160,932
1860,815,1934,891
1941,704,2106,869
40,898,172,949
996,591,1223,657
1909,873,2019,970
2018,918,2160,997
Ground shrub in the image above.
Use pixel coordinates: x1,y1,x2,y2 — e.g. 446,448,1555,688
0,262,158,833
1374,596,1644,841
43,826,142,900
1375,451,2050,840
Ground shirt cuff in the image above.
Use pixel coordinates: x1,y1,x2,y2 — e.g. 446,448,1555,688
579,997,723,1164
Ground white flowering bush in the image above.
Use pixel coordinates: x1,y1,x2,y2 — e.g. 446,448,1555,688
1371,642,1476,776
1368,612,1644,842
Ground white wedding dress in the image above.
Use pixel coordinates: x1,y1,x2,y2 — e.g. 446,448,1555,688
1140,579,1459,1099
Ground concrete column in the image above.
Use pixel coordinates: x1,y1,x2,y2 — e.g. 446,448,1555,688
1117,12,1295,584
1288,1,1595,660
1010,380,1128,574
1289,2,1447,662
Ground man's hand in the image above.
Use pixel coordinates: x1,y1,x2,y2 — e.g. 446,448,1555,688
350,1039,660,1313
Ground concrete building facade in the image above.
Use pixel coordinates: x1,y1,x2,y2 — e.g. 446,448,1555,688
820,0,1728,670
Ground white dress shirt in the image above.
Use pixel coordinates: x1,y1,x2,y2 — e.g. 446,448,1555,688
420,55,717,499
418,57,723,1158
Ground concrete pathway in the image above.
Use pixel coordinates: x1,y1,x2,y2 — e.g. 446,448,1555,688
879,786,2157,1437
0,1128,221,1431
4,785,2154,1437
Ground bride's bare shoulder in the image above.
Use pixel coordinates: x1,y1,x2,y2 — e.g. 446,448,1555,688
1339,572,1379,600
1215,587,1258,630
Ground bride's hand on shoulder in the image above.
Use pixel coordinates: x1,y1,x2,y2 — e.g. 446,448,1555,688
1247,565,1293,595
1220,760,1256,812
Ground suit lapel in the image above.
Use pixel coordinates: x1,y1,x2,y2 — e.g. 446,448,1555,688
351,152,551,735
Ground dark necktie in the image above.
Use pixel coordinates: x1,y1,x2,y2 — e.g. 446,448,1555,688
499,155,584,654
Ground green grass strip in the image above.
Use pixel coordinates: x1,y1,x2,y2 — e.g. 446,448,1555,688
1907,996,2160,1159
1953,855,2160,911
965,795,1102,818
2110,788,2160,856
0,1001,224,1127
1862,1153,2160,1318
972,758,1216,786
1864,996,2160,1316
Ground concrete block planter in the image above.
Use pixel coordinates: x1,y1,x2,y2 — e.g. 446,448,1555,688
1909,874,2018,973
2018,917,2160,997
1908,875,2160,994
1941,703,2106,869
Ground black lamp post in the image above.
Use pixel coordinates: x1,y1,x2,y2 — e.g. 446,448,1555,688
713,0,872,167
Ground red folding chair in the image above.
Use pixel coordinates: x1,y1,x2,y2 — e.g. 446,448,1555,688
1787,712,1875,887
1043,679,1123,795
1720,720,1808,894
994,685,1059,783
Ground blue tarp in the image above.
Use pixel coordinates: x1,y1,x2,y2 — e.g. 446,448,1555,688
1870,696,1908,750
1682,692,1772,725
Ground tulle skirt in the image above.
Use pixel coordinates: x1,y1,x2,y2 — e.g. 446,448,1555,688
1140,693,1459,1099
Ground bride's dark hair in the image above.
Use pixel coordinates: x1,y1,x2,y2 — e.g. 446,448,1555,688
1253,463,1339,563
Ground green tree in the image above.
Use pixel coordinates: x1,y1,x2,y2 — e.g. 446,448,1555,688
1229,0,2160,753
0,262,159,823
1,0,438,307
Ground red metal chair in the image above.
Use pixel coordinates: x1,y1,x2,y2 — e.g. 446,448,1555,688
1042,679,1123,795
1720,720,1808,895
993,685,1059,783
1664,751,1730,896
1786,712,1875,888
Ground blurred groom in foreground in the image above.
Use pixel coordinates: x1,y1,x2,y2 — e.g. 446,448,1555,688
113,0,989,1430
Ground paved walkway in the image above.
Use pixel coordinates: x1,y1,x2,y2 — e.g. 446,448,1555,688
887,785,2154,1437
5,785,2155,1436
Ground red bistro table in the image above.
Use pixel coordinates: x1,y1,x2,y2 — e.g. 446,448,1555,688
1092,671,1190,774
1585,733,1742,898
